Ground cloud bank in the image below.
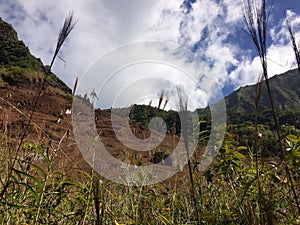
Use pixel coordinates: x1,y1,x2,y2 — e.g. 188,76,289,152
0,0,299,109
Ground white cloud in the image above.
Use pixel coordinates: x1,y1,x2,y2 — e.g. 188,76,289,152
0,0,299,109
179,0,223,47
223,0,243,24
228,7,300,90
229,56,261,87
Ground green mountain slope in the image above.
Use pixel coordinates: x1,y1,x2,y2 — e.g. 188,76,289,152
117,68,300,138
225,68,300,126
192,68,300,156
0,17,71,94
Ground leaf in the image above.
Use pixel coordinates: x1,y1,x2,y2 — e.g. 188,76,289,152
204,169,214,183
12,168,42,188
237,146,248,151
222,210,234,216
292,150,300,158
287,134,299,143
200,212,212,219
270,173,282,184
0,201,28,209
233,151,245,160
18,182,39,203
157,213,173,225
30,163,47,178
35,146,50,165
234,165,242,173
114,220,126,225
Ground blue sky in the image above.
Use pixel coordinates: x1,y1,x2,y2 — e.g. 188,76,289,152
0,0,299,109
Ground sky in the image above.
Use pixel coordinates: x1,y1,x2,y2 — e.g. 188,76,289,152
0,0,300,110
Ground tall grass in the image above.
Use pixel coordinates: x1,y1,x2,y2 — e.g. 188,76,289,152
244,0,300,219
1,101,300,223
286,12,300,74
177,87,201,224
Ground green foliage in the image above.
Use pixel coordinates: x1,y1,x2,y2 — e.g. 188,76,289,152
1,129,299,224
198,68,300,142
286,134,300,158
0,34,44,71
285,134,300,182
112,104,181,134
224,68,300,118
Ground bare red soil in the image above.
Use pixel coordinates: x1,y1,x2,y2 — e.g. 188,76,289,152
0,85,196,184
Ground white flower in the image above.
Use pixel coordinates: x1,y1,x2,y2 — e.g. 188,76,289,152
65,109,72,116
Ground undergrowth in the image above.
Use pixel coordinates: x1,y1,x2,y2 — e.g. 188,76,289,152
0,129,299,224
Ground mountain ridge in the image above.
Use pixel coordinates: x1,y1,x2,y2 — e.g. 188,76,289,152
0,17,71,94
224,68,300,126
